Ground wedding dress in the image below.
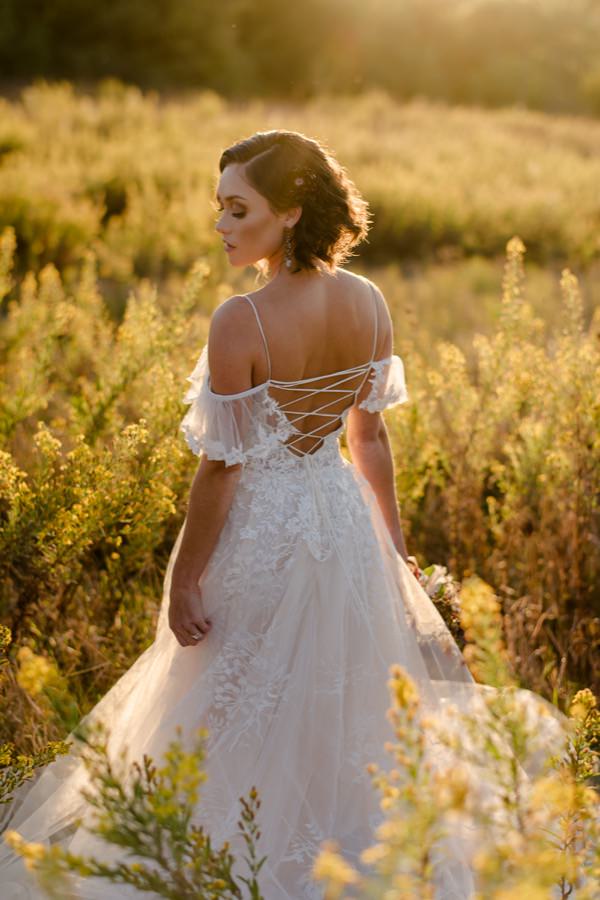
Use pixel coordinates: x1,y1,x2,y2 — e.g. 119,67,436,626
0,280,568,899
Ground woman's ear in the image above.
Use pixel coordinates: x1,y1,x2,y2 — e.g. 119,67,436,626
284,205,303,229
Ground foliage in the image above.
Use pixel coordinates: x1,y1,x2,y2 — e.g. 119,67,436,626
4,720,266,899
0,220,597,762
0,625,71,812
390,237,600,699
312,576,600,899
0,72,597,900
0,227,211,753
0,82,599,289
1,1,600,117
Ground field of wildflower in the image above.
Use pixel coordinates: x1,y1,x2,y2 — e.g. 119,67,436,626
0,81,599,897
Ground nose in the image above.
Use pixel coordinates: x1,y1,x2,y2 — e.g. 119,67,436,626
215,214,230,236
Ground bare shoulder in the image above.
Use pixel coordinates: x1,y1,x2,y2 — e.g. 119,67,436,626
206,295,258,394
210,293,253,332
338,269,393,353
336,268,388,310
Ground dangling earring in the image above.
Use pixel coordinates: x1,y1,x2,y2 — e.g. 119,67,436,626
284,227,294,269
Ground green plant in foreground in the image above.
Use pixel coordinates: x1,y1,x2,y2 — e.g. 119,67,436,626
4,719,266,899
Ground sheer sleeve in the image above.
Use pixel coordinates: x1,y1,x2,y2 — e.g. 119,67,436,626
357,354,409,413
180,345,293,466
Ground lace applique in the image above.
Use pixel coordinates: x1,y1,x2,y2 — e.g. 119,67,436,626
221,453,381,568
358,354,409,413
202,629,292,753
345,709,384,786
284,820,328,866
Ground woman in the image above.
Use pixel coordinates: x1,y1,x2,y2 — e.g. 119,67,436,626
0,130,566,899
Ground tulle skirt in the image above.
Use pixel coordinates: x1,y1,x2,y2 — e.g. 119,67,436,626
0,459,568,899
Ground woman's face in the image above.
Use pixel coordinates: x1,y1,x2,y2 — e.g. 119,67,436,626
214,163,300,270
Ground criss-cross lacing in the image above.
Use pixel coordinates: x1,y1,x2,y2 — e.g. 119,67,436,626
243,283,378,457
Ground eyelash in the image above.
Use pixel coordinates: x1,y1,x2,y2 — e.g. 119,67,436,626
214,204,245,219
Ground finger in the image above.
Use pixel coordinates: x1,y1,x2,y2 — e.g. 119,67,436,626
182,625,209,643
174,628,197,647
181,627,208,642
171,625,205,647
188,619,212,635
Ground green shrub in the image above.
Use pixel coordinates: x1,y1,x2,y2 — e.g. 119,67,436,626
389,237,600,699
4,720,266,900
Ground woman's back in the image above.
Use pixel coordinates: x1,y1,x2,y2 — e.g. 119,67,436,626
229,269,389,456
245,269,384,381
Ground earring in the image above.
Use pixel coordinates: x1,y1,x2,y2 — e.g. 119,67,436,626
284,227,294,269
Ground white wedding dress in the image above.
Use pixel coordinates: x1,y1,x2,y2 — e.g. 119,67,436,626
0,282,568,899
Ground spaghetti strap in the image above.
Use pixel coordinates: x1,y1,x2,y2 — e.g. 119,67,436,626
368,281,379,362
243,295,272,381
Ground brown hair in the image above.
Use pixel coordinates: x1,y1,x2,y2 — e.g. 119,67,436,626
218,130,371,276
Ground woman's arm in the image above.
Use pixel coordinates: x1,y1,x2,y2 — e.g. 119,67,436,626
347,281,412,563
170,297,255,646
346,410,409,561
169,457,242,646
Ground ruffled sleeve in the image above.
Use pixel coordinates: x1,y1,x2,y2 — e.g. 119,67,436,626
357,354,409,413
180,344,293,466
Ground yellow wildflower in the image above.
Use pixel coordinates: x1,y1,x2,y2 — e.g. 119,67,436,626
16,647,55,697
312,840,360,886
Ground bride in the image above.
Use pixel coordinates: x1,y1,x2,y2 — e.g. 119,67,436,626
0,130,567,899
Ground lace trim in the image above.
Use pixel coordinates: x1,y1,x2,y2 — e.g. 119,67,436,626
181,393,296,466
180,343,298,465
357,355,409,413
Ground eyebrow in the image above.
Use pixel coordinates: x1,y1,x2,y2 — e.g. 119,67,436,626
215,193,247,202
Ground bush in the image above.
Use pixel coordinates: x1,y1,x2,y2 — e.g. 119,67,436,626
389,237,600,699
0,226,211,752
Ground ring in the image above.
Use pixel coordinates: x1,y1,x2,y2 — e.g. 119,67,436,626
192,633,203,641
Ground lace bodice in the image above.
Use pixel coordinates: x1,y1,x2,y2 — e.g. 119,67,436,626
180,282,409,467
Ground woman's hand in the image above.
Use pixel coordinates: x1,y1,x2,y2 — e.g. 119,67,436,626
169,579,212,647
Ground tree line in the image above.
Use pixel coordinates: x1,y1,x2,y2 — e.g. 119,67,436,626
1,0,600,114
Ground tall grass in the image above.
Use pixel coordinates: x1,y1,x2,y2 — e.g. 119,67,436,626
0,229,212,751
0,81,599,293
386,237,600,699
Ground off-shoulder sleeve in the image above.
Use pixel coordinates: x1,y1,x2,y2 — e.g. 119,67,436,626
357,354,409,413
180,345,293,466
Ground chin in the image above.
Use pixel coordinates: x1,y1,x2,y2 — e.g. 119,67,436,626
224,250,251,267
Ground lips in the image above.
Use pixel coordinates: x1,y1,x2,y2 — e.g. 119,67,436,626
223,241,235,249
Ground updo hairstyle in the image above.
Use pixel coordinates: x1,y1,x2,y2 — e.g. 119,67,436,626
218,130,371,275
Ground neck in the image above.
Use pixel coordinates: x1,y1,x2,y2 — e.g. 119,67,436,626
266,249,294,282
266,256,328,284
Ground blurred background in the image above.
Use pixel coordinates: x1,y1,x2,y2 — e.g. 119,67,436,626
0,0,598,753
2,0,600,113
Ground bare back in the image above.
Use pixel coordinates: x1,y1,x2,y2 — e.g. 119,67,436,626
241,269,389,456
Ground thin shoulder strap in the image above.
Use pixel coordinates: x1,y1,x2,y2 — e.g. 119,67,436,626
368,280,379,362
352,280,381,402
242,295,272,380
